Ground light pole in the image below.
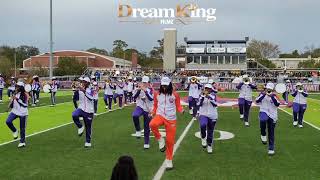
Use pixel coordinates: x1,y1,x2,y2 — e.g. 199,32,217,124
14,49,17,77
49,0,53,78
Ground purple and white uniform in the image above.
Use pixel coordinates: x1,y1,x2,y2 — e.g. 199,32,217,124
256,92,280,151
104,83,115,110
188,83,202,117
6,92,29,144
31,81,41,104
132,88,153,145
0,77,5,101
291,89,308,126
7,80,16,97
197,93,218,147
236,82,257,123
72,87,95,144
127,81,134,103
91,81,99,114
50,81,58,105
115,83,124,108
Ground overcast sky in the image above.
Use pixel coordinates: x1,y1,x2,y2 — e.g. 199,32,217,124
1,0,319,54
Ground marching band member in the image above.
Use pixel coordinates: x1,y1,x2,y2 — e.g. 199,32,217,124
31,75,41,106
197,84,218,154
6,81,29,148
49,77,58,106
188,76,202,121
255,83,280,155
208,79,218,94
115,79,124,109
72,77,81,109
282,80,291,105
7,77,16,99
72,77,95,148
149,77,184,170
291,82,308,128
104,79,115,112
236,76,257,126
0,74,5,102
127,76,134,104
132,76,153,149
91,75,99,115
123,78,129,106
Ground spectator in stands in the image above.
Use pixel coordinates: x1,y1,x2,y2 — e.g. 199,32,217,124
111,155,138,180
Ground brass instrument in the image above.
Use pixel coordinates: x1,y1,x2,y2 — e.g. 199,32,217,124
257,84,265,91
243,77,250,84
190,76,197,83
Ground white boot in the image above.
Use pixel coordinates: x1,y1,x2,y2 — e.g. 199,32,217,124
244,122,250,127
268,150,275,155
158,137,166,152
18,142,26,148
78,126,84,136
293,121,298,126
240,114,244,119
207,146,213,154
84,142,91,148
261,135,267,144
144,144,150,149
298,124,303,128
13,130,18,139
165,159,173,170
201,138,207,148
135,131,141,139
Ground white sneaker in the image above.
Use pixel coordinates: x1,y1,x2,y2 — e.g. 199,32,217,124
32,104,36,107
244,122,250,127
136,131,141,139
78,126,84,136
158,137,166,152
207,146,213,154
189,109,193,115
35,100,39,103
192,117,197,121
268,150,275,155
94,113,97,116
144,144,150,149
84,142,91,148
114,103,118,105
105,106,108,109
298,124,303,128
261,136,267,144
13,131,18,139
240,114,244,119
79,117,83,120
18,143,26,148
0,100,3,102
293,121,298,126
201,138,207,148
165,159,173,170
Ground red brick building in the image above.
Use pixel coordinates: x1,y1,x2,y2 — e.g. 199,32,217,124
23,50,137,70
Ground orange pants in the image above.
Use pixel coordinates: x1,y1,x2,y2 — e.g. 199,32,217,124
149,115,176,160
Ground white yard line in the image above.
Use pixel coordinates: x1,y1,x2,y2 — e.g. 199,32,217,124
153,118,195,180
279,108,320,131
0,105,127,147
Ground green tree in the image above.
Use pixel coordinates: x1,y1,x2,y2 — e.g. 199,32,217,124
149,39,164,59
0,56,13,78
298,59,316,68
279,49,300,58
0,45,39,68
86,47,108,56
54,57,87,76
257,58,276,68
112,40,128,58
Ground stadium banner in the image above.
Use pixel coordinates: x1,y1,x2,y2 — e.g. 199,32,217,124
186,47,205,53
207,47,226,53
227,47,246,53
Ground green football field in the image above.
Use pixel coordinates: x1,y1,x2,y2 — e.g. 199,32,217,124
0,91,319,179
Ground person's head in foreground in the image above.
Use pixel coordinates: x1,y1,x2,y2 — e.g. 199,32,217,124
160,77,173,95
111,155,138,180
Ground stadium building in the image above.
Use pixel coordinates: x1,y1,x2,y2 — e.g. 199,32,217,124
176,37,249,70
22,50,139,71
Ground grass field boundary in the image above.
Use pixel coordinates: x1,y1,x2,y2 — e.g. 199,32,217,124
153,117,195,180
279,108,320,131
0,106,127,147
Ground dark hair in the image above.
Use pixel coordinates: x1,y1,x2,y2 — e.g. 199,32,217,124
111,156,138,180
159,82,173,95
17,85,27,102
